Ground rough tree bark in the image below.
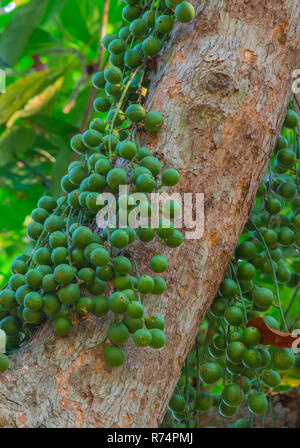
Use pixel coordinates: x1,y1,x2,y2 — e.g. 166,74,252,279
0,0,300,428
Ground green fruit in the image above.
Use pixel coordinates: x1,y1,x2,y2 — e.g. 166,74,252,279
156,15,174,33
31,207,49,224
219,401,238,417
92,71,105,89
137,275,154,293
42,274,58,293
119,25,130,40
130,18,147,36
284,109,298,129
108,38,126,55
165,230,183,247
152,277,167,295
113,256,131,275
44,216,63,233
104,66,123,84
109,229,128,249
137,227,156,242
94,97,111,113
118,140,137,159
226,341,246,363
242,348,261,369
95,158,113,175
49,231,67,249
108,291,129,314
10,258,28,275
220,278,237,298
210,297,226,317
262,229,277,247
0,354,9,373
51,247,68,266
253,287,274,309
149,328,166,348
143,9,156,26
144,111,164,132
175,1,195,23
258,347,271,368
277,148,296,168
124,49,143,69
126,104,146,123
242,327,261,347
169,394,185,412
265,197,281,215
70,134,89,154
90,248,110,267
97,264,115,281
43,294,60,315
199,362,221,384
0,316,21,336
236,241,256,260
72,226,94,248
194,392,212,411
133,329,152,347
23,308,42,324
142,36,162,57
273,348,295,370
224,306,244,326
38,196,56,212
107,168,127,188
26,222,44,240
136,173,155,192
162,168,180,186
157,220,174,239
104,345,125,367
108,322,130,345
127,301,144,319
75,297,93,315
145,314,165,330
0,289,15,309
25,270,43,289
15,285,31,306
9,274,25,291
24,292,43,310
58,284,80,305
123,315,143,333
150,255,168,273
54,264,75,285
222,384,243,407
237,262,256,281
53,317,72,335
78,267,95,286
87,277,107,295
261,370,281,388
248,393,268,415
92,296,109,317
278,227,294,246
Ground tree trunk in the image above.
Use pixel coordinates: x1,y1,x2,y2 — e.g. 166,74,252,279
1,0,300,428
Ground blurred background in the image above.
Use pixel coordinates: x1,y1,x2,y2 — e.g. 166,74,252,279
0,0,119,286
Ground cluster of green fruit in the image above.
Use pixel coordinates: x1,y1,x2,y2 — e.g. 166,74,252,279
0,0,196,373
163,105,300,428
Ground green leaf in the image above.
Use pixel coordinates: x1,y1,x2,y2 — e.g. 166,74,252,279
0,126,36,166
24,28,66,54
59,0,93,44
0,0,50,66
0,69,61,124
